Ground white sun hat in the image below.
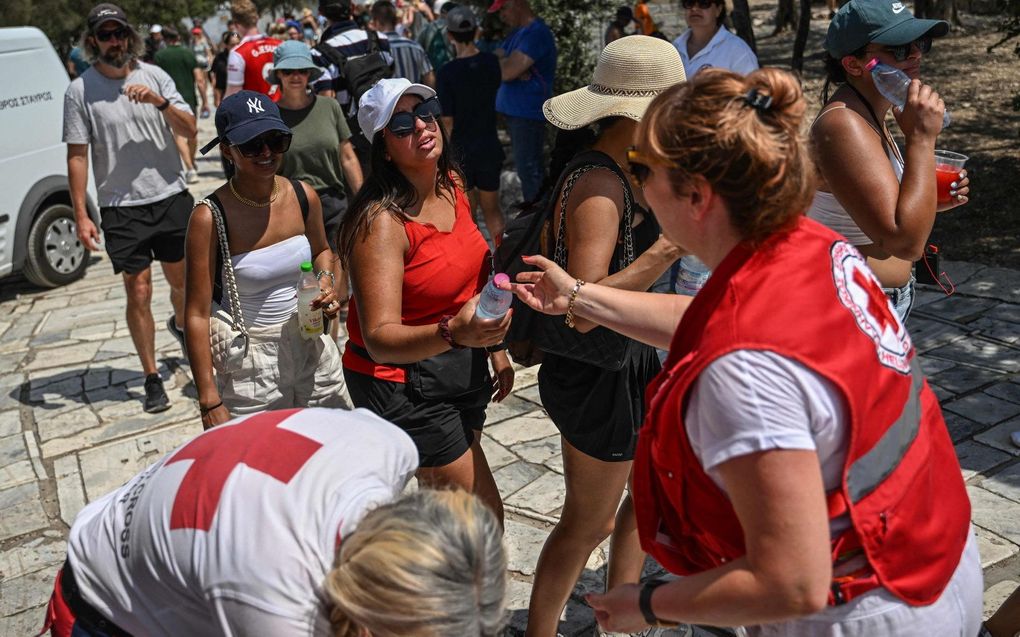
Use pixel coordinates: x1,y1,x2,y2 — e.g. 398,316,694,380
543,36,686,130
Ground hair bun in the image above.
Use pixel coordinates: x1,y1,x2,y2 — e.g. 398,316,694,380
745,68,806,131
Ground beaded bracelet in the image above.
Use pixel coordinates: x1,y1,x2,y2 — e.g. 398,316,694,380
316,270,336,290
564,279,586,329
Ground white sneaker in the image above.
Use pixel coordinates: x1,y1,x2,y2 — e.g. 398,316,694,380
186,169,199,184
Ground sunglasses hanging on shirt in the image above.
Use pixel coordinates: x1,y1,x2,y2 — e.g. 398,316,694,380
386,97,443,138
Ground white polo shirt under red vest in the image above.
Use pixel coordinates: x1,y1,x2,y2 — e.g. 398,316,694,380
633,217,970,606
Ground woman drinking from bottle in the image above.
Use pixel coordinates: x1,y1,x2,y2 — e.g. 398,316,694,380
809,0,970,320
337,78,512,521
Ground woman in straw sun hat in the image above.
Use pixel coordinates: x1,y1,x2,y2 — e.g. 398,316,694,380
524,35,686,637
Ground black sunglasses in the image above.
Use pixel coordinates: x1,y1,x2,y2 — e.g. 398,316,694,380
879,36,933,62
234,131,293,157
682,0,719,9
387,97,442,138
626,147,677,188
278,68,311,76
95,27,130,42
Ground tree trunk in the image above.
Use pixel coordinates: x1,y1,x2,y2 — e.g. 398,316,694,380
791,0,813,71
774,0,798,35
730,0,758,53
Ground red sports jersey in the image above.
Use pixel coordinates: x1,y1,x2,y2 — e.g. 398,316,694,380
227,34,282,101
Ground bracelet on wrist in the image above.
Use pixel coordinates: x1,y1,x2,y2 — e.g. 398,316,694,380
564,279,586,329
438,315,465,349
638,579,679,628
316,270,336,289
157,97,170,111
200,400,223,415
485,342,508,353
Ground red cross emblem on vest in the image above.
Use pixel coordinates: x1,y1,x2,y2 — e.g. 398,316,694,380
852,268,898,334
165,409,322,531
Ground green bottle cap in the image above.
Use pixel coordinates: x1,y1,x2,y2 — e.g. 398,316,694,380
300,261,313,272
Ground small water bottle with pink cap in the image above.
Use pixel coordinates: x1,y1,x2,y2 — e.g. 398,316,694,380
476,273,513,320
865,59,951,129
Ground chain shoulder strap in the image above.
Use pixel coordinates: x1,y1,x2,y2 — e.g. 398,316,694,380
553,164,635,271
201,198,249,337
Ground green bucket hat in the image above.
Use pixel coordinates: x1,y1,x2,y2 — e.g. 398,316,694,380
824,0,949,58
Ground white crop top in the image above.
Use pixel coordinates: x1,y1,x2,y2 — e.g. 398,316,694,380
224,234,312,327
807,105,904,247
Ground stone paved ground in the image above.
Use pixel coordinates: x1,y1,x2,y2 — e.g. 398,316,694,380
2,118,1019,636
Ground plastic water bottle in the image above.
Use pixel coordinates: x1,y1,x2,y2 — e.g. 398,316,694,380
865,59,951,129
475,273,513,320
296,261,323,340
675,256,710,296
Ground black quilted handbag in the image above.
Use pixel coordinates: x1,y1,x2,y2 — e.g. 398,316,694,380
533,156,636,371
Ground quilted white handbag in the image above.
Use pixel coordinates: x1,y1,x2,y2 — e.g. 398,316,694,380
202,197,249,373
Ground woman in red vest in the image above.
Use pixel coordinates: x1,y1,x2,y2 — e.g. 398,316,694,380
503,68,981,635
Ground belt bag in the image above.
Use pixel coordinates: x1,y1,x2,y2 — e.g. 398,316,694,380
202,197,249,373
408,347,490,402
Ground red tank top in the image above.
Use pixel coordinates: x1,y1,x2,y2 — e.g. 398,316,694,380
234,36,281,100
343,187,491,382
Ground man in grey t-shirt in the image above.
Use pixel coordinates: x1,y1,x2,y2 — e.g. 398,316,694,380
65,3,198,413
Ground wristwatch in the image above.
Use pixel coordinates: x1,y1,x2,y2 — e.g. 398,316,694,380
156,97,170,111
639,579,681,628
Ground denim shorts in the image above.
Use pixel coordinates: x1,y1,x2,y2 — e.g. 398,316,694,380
882,274,916,322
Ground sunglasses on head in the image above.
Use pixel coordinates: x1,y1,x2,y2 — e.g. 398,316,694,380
626,147,677,188
95,27,130,42
682,0,719,9
387,97,442,138
878,35,933,61
278,68,311,76
234,131,293,157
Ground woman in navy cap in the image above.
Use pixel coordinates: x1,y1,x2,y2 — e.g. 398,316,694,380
808,0,970,320
184,90,351,428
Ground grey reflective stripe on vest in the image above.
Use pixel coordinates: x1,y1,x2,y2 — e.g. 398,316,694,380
846,358,923,503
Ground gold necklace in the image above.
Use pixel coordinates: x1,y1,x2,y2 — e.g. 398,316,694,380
229,176,279,208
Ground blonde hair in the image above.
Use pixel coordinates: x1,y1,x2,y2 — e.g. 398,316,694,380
231,0,260,29
637,67,817,245
325,489,507,637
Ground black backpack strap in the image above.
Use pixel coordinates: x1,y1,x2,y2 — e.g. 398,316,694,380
314,41,347,71
290,178,310,222
207,192,228,306
365,29,382,54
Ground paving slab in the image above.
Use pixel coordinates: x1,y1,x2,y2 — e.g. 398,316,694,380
969,485,1020,546
975,420,1020,457
981,461,1020,504
943,393,1020,426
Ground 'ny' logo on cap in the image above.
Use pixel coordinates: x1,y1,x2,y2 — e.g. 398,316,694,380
247,98,264,114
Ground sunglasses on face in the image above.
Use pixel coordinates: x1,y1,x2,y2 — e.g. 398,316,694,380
878,36,933,61
278,68,311,76
95,27,130,42
626,147,677,188
234,131,293,157
682,0,719,9
387,97,442,138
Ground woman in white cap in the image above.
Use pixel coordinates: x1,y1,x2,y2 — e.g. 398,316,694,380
184,90,351,428
273,39,364,343
524,36,685,637
809,0,970,320
336,78,512,521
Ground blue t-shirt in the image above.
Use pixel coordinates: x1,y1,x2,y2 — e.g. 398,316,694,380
496,19,556,121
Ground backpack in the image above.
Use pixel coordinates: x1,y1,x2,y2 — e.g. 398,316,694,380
315,30,393,111
493,151,616,367
417,21,453,70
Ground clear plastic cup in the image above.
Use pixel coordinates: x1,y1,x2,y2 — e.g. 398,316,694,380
934,150,968,204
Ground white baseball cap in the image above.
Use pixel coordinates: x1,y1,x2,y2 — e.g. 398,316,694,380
150,24,162,33
357,78,437,138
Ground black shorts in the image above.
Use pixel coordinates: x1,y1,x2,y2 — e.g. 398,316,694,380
344,368,488,467
317,187,348,253
99,190,193,274
460,152,502,193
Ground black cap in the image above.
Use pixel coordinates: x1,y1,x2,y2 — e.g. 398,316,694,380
200,91,291,155
87,3,129,32
446,6,478,33
318,0,352,20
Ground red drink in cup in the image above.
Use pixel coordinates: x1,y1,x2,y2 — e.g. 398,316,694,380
934,150,967,204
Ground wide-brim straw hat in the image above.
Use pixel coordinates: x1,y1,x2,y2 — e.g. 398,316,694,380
543,35,686,130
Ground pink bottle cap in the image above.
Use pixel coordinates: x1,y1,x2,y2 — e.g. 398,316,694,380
864,58,879,71
493,273,510,286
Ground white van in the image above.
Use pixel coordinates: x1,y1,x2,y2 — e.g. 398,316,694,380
0,26,98,288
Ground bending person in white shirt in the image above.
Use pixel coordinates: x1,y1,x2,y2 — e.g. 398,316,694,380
41,408,507,637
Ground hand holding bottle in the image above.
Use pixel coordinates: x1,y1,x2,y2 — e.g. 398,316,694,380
448,295,512,348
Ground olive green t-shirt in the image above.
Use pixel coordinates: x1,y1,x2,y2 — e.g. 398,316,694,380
278,96,352,193
153,44,198,109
